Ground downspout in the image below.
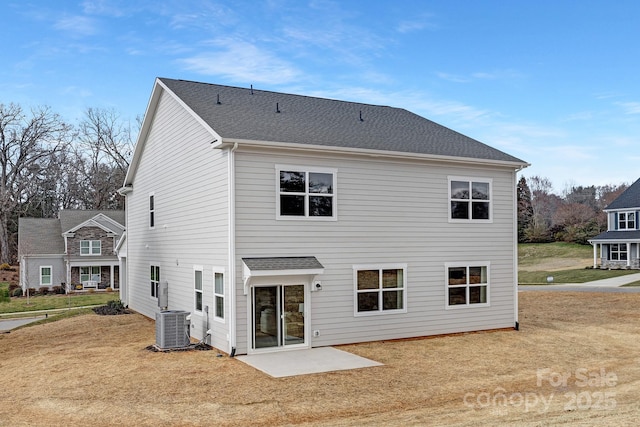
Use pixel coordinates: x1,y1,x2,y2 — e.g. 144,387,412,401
228,142,238,356
513,168,520,331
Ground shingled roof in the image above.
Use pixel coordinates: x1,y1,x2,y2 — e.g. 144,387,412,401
18,210,125,256
605,178,640,210
157,78,527,165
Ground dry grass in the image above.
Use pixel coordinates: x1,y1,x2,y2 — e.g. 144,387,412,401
1,292,640,426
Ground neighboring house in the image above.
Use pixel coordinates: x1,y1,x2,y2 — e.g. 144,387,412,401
120,77,529,356
589,178,640,269
18,210,125,292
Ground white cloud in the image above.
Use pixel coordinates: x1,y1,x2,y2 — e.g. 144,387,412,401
54,15,98,36
179,38,300,84
615,102,640,115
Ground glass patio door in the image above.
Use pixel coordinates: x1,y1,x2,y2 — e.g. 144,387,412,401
252,284,305,350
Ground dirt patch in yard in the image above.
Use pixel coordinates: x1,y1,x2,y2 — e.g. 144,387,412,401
519,257,593,272
1,292,639,426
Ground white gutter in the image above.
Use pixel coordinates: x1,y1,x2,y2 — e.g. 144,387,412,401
227,142,238,355
214,138,530,170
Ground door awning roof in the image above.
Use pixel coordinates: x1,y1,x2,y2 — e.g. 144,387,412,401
242,257,324,294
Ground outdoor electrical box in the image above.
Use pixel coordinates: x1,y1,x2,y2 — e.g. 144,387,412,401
158,280,168,309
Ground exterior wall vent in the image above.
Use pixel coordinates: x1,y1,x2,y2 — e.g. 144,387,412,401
155,310,190,349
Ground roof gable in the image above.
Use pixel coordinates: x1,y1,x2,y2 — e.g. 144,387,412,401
605,178,640,210
59,210,125,234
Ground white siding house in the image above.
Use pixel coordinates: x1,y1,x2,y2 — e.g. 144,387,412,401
121,78,529,355
589,178,640,269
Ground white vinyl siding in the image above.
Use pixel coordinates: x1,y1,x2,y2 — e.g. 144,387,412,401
233,147,518,353
124,90,229,351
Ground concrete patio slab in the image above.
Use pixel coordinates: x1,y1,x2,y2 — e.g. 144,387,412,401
237,347,383,378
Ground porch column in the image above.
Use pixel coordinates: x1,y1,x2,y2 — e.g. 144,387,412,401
593,244,598,269
110,264,115,288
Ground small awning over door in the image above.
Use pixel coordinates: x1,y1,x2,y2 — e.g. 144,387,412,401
242,256,324,294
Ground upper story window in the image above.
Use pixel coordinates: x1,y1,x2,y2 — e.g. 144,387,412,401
446,263,490,308
354,264,407,316
149,193,155,228
80,240,101,255
277,166,337,220
449,177,492,222
618,212,636,230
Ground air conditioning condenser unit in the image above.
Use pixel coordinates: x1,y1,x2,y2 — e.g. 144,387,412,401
156,310,190,349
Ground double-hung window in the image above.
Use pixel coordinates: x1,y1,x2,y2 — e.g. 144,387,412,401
354,264,407,315
80,266,100,283
150,265,160,298
446,263,489,307
618,212,636,230
610,244,627,261
277,166,337,219
194,267,203,313
40,266,52,286
80,240,101,255
449,177,492,221
214,271,224,320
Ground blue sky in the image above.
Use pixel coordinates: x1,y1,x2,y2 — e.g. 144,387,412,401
2,0,640,193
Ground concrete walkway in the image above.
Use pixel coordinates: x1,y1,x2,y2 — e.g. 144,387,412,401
0,316,44,332
519,272,640,293
0,305,103,332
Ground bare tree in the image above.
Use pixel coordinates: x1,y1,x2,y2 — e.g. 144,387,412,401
0,103,71,264
75,107,135,209
525,176,561,242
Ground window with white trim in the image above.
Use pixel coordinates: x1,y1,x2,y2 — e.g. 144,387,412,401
446,264,489,307
610,243,627,261
214,271,224,320
618,212,635,230
449,177,492,221
40,266,52,286
354,264,407,315
80,266,100,283
277,166,336,219
194,267,203,313
150,265,160,298
80,240,101,255
149,194,155,228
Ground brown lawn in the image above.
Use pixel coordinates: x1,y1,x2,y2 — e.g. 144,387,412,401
1,291,639,426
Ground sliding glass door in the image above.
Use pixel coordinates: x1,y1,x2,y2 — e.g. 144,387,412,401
252,284,305,350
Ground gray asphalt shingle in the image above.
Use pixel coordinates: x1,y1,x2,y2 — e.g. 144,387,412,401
159,78,527,164
243,257,324,272
606,178,640,210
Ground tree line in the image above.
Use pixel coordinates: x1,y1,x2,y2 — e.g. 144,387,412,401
0,100,629,264
517,176,629,245
0,102,138,264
